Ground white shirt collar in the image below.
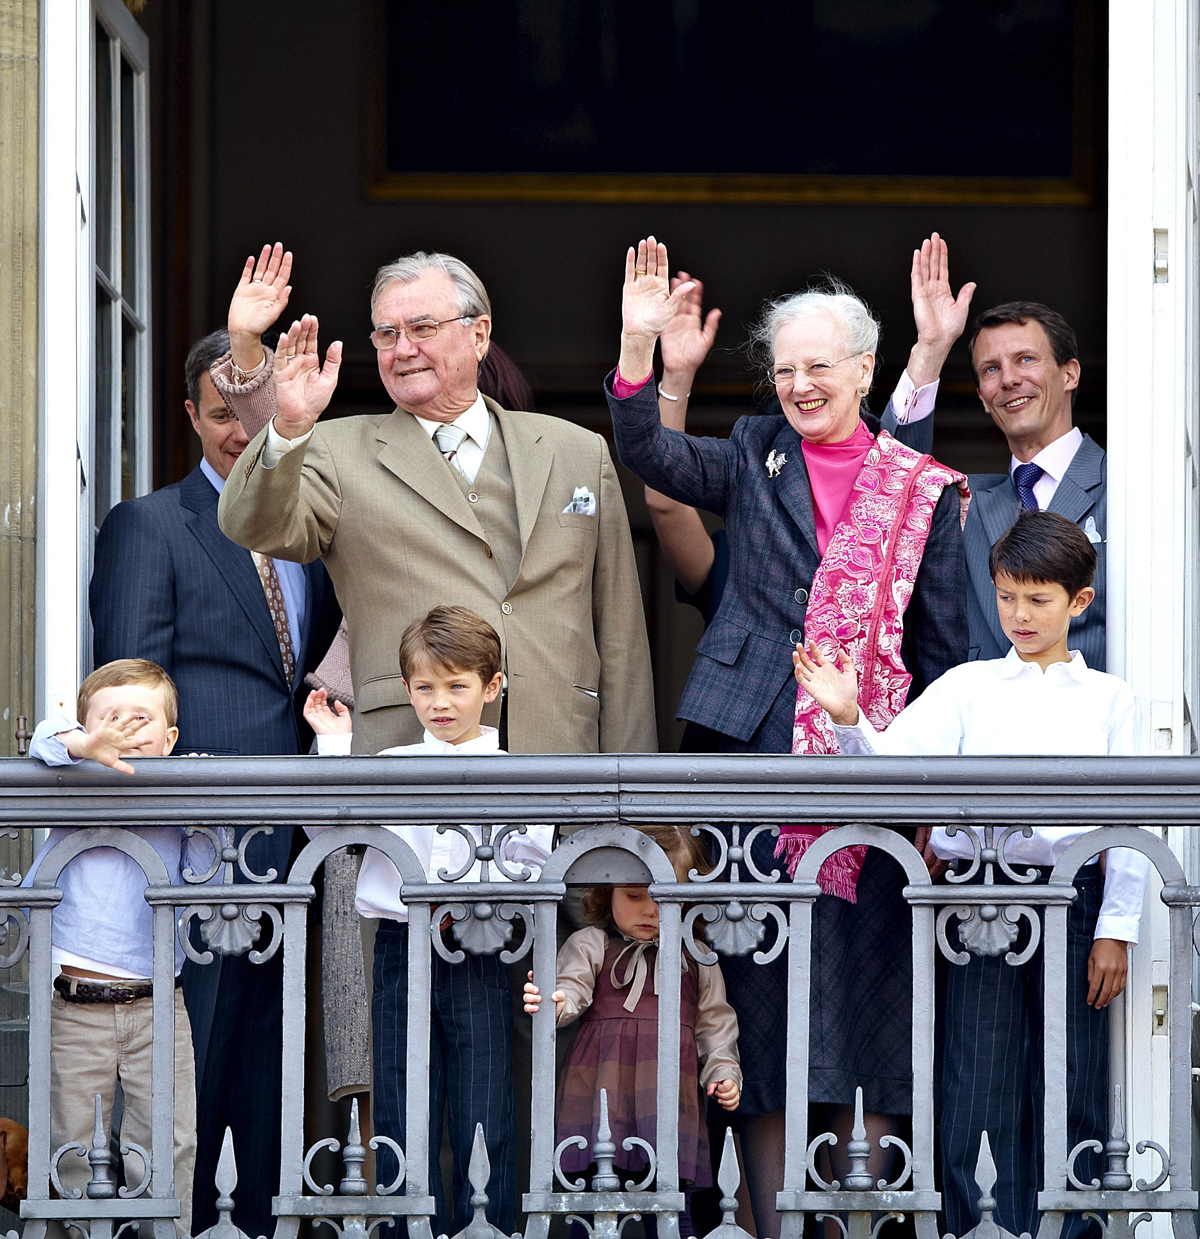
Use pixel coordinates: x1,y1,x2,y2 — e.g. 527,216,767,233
412,392,491,450
418,725,502,755
199,457,225,494
997,645,1090,682
1009,425,1082,485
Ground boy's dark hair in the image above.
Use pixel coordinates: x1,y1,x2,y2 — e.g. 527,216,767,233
989,510,1096,597
967,302,1079,407
77,659,179,727
398,605,502,683
582,826,714,934
184,329,232,408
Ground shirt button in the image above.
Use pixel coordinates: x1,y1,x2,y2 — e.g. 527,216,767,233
501,602,513,615
483,544,493,558
789,629,802,645
468,492,479,503
794,588,808,604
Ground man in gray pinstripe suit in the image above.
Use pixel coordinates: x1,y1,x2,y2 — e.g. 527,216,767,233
963,303,1107,668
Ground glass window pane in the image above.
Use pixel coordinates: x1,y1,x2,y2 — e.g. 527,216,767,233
94,22,113,279
95,288,115,524
121,320,138,503
120,56,138,303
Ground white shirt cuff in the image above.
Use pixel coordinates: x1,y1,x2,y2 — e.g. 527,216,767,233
831,713,879,755
889,370,939,425
262,419,314,467
316,733,353,756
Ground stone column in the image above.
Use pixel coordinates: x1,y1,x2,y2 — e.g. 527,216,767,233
0,0,38,756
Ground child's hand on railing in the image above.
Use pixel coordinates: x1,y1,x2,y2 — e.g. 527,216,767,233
523,973,565,1018
707,1079,740,1112
303,688,352,735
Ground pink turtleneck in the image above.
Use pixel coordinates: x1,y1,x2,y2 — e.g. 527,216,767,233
801,419,876,556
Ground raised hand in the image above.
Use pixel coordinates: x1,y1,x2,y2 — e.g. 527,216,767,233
228,243,294,370
618,237,696,383
272,315,343,440
62,711,150,776
660,271,721,384
303,688,352,735
793,641,860,727
907,232,976,388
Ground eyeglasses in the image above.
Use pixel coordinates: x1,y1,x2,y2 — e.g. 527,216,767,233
771,353,863,385
369,316,471,350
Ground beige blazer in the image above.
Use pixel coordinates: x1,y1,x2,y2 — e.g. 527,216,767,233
214,358,656,755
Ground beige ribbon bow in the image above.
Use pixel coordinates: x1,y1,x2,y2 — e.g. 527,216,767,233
609,938,686,1013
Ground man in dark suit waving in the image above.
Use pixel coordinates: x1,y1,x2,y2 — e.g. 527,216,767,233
963,304,1106,667
89,329,341,1238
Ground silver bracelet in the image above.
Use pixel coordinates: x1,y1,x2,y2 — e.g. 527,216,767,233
658,383,691,402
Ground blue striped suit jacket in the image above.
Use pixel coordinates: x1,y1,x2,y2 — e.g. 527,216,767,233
90,465,342,755
962,434,1106,669
607,375,968,748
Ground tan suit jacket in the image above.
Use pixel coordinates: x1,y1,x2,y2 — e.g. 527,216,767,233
214,360,656,755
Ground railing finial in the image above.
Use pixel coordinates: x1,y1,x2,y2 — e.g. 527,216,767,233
85,1093,117,1200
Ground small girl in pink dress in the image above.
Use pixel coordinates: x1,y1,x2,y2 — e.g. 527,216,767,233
524,825,741,1238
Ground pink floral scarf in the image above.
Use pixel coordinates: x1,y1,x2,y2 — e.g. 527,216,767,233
776,431,968,901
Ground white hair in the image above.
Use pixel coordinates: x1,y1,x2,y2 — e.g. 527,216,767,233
370,251,492,322
751,279,880,366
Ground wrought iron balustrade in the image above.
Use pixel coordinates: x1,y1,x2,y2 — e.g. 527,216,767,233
0,754,1197,1239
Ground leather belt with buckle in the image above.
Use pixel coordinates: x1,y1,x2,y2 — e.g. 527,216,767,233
54,974,180,1004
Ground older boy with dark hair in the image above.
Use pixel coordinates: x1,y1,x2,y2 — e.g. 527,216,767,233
26,659,211,1238
306,605,554,1236
793,510,1150,1239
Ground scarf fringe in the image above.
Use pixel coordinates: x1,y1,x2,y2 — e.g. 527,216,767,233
775,829,865,904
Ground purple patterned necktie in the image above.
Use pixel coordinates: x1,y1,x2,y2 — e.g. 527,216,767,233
1013,461,1044,510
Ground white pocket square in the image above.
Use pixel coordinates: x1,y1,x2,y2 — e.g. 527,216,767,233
1083,516,1103,545
563,486,596,516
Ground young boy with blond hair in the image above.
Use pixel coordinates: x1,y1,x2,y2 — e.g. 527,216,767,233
793,511,1149,1239
306,605,554,1237
26,659,212,1236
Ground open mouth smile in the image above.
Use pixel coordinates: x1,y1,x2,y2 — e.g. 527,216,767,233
795,398,827,412
1002,395,1034,410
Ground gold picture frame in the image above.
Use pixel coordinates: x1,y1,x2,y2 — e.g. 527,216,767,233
364,0,1098,207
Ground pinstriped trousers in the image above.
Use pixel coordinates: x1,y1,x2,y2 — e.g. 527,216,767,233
371,919,516,1236
940,866,1107,1239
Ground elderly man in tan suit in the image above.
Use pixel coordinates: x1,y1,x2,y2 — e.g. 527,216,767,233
213,244,655,754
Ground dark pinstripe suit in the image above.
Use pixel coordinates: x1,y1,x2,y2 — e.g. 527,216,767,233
89,464,341,1237
606,375,967,751
963,435,1107,669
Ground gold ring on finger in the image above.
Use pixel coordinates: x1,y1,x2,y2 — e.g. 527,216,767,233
635,269,646,276
286,352,297,359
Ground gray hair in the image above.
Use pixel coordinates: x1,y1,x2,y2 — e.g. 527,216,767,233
370,251,492,323
751,279,880,368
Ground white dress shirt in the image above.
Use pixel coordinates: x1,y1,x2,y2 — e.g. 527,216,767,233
1009,426,1083,510
310,726,554,922
888,370,939,425
200,457,306,657
261,392,492,484
832,649,1150,942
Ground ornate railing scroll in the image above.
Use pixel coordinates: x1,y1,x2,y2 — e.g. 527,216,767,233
3,755,1200,1239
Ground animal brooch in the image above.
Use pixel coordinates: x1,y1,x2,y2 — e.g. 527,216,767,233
765,450,788,478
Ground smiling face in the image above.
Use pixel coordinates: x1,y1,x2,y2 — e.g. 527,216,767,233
993,569,1094,670
772,312,873,444
401,658,503,746
610,885,660,941
186,372,249,480
973,320,1079,461
373,271,491,423
82,684,179,757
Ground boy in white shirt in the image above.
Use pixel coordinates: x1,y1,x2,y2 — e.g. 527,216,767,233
26,659,209,1237
793,510,1149,1239
305,606,553,1237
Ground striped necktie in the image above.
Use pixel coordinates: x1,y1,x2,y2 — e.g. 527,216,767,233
433,423,469,475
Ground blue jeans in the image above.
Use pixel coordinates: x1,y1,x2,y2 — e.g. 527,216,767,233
372,918,516,1235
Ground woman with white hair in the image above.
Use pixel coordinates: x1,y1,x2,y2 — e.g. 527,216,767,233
606,237,970,1236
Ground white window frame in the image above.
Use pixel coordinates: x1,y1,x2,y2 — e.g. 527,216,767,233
37,0,151,719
